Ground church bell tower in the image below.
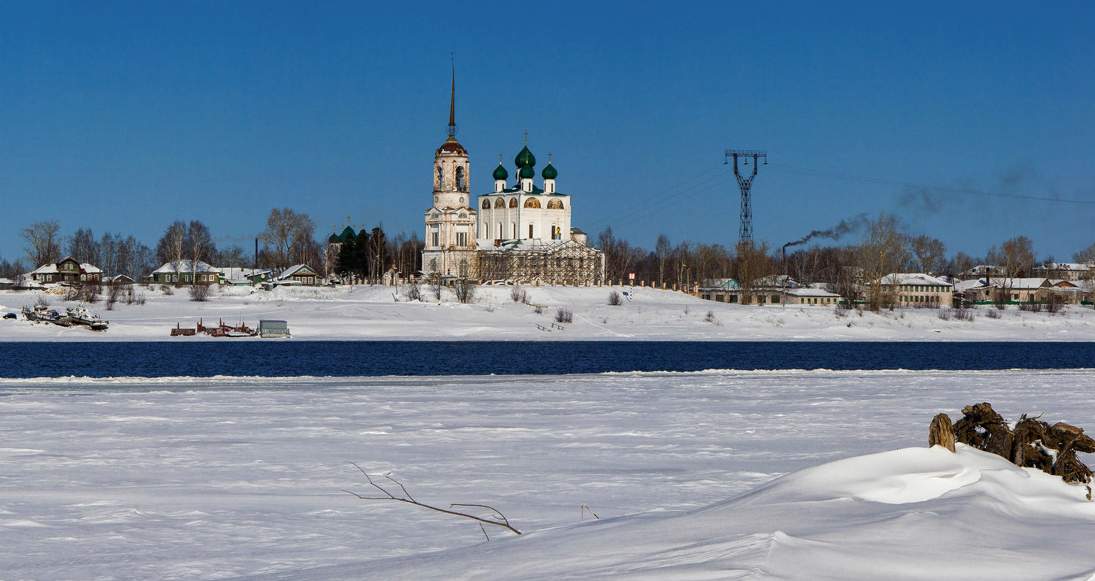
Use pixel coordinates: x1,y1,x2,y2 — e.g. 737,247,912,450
422,60,477,279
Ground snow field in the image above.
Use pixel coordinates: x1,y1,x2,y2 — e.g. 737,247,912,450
3,284,1095,341
2,369,1095,578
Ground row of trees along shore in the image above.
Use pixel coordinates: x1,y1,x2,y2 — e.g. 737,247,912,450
600,214,1094,304
4,212,1095,295
2,209,423,284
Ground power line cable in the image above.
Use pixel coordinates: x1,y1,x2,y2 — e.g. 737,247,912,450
771,162,1095,206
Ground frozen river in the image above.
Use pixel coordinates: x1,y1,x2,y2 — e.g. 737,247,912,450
2,370,1094,579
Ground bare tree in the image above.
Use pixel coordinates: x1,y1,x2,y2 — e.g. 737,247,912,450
261,208,299,268
857,214,909,311
1074,242,1095,265
453,277,476,304
22,221,62,266
156,221,187,267
910,235,946,274
734,241,774,304
654,234,671,287
261,208,320,270
1001,236,1035,278
343,464,521,536
67,228,98,264
184,221,216,284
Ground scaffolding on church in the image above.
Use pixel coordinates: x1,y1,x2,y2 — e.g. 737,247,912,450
478,239,605,286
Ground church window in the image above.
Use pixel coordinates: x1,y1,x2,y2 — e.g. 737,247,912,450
494,197,505,208
430,225,440,248
508,198,518,208
528,224,535,238
482,199,490,209
437,166,444,190
512,223,517,239
459,260,469,277
455,166,466,192
551,225,561,240
523,198,541,209
457,232,468,246
547,199,564,209
497,222,502,239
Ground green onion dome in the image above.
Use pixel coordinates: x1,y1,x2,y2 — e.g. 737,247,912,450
541,162,557,180
492,163,509,180
339,226,356,243
328,233,340,244
519,165,536,179
514,145,536,168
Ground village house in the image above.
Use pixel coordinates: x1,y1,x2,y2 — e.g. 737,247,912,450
104,274,134,286
699,276,839,306
29,256,102,284
953,278,994,305
993,278,1083,304
1032,262,1093,282
218,267,272,286
954,277,1084,305
699,278,739,303
276,264,320,286
878,273,954,307
959,265,1003,280
150,260,219,285
782,287,842,306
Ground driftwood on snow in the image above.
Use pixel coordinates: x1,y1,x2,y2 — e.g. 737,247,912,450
930,402,1095,487
928,413,956,453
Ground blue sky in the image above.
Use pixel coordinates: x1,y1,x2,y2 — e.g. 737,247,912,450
2,1,1093,262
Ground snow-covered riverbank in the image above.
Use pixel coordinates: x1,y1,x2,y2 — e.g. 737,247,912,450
3,284,1095,341
2,370,1094,579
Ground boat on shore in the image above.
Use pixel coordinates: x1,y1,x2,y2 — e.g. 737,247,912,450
63,306,109,331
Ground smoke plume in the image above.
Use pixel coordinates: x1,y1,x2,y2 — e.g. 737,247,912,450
782,214,868,250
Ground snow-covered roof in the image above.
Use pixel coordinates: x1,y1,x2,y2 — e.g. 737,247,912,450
784,287,840,298
987,277,1050,290
152,260,217,274
879,273,952,287
753,274,799,289
1038,262,1091,271
218,267,270,281
277,264,316,280
700,278,739,290
954,279,990,292
30,258,101,275
477,239,595,254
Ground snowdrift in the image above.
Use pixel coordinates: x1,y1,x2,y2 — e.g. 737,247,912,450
300,445,1095,580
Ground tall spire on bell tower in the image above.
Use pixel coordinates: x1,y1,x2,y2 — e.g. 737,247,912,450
447,54,456,138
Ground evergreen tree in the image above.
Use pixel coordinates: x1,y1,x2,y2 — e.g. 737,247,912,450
336,232,357,277
354,229,370,281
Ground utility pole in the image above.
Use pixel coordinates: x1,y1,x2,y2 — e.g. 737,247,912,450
725,149,768,247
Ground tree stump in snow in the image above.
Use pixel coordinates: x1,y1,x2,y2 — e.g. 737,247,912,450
943,403,1095,487
928,413,956,452
953,402,1013,459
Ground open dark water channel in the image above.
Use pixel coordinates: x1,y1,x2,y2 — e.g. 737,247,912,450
0,341,1093,378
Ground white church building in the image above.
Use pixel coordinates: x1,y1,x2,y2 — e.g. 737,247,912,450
422,70,603,285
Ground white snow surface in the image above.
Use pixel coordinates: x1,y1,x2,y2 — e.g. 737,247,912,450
2,284,1095,341
2,370,1095,579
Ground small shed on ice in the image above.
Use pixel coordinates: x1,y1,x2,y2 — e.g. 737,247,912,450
259,320,291,338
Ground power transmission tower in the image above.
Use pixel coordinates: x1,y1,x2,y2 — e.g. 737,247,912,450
725,149,768,246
